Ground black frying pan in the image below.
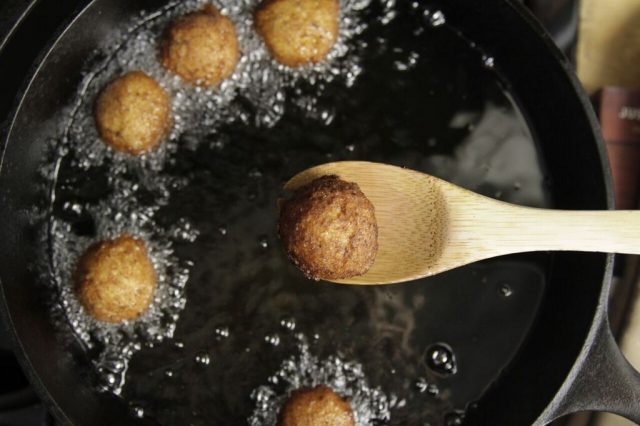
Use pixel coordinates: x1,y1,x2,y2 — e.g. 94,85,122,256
1,0,639,425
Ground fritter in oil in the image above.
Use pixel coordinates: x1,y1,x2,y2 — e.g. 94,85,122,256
278,385,355,426
279,175,378,280
161,4,240,86
75,235,157,323
95,71,171,155
255,0,339,67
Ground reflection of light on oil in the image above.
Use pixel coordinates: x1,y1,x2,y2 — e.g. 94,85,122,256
427,101,551,208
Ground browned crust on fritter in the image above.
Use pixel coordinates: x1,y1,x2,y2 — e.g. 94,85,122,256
74,235,157,323
255,0,339,67
160,4,240,86
95,71,171,155
279,175,378,280
278,385,355,426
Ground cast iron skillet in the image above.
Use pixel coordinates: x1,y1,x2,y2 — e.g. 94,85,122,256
1,0,640,424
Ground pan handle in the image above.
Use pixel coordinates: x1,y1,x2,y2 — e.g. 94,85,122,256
537,317,640,424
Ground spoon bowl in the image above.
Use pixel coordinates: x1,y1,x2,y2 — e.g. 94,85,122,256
285,161,640,284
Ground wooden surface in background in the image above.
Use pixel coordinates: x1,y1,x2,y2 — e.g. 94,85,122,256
577,0,640,95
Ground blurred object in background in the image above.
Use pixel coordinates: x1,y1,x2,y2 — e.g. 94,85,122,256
577,0,640,95
599,88,640,210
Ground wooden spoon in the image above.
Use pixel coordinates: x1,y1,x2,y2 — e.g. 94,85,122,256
284,161,640,285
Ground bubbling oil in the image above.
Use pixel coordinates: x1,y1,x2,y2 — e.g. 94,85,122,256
48,176,195,394
43,0,554,424
48,0,388,398
248,335,392,425
61,0,390,170
426,343,458,377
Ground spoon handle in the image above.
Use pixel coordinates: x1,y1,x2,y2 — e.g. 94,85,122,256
466,207,640,255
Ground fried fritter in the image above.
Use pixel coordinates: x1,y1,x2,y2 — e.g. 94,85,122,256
161,4,240,86
255,0,339,67
278,385,355,426
75,235,157,323
95,71,171,155
279,175,378,280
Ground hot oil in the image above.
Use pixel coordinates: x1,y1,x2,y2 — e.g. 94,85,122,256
48,0,385,398
47,0,552,425
248,335,393,425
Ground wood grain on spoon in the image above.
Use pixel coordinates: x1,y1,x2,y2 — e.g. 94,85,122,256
284,161,640,285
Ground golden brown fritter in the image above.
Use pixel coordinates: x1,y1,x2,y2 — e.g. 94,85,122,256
161,5,240,86
279,175,378,280
278,385,355,426
255,0,339,67
95,71,171,155
75,235,157,323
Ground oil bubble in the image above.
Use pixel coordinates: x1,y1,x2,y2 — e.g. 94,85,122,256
426,343,457,376
445,410,466,426
499,283,513,298
130,405,145,419
215,326,230,340
63,202,83,215
258,236,269,249
389,393,407,408
280,317,296,331
482,55,495,69
99,357,126,374
195,352,211,366
102,373,117,387
264,334,280,346
424,10,446,27
415,378,439,397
